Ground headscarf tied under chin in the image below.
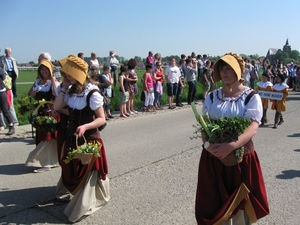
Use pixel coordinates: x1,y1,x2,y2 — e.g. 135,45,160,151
213,52,245,83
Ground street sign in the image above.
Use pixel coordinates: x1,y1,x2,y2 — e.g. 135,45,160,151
257,90,283,100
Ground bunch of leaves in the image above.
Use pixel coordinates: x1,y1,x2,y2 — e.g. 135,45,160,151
15,96,38,116
31,115,57,133
191,103,251,142
64,140,101,164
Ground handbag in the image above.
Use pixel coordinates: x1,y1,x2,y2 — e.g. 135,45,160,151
3,75,12,90
103,94,111,105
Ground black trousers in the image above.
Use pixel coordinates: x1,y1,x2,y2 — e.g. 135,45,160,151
7,71,17,97
187,80,196,104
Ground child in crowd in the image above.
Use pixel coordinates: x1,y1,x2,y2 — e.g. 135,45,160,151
119,66,130,117
143,65,155,112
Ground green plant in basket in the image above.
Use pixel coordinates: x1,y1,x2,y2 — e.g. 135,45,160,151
31,115,57,133
64,134,101,164
190,102,251,160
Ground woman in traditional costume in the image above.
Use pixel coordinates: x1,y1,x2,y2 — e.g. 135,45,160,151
195,52,269,225
53,55,110,222
25,60,60,172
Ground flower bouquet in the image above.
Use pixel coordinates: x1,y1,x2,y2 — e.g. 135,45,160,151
191,103,251,166
30,99,57,133
31,115,57,133
64,135,101,164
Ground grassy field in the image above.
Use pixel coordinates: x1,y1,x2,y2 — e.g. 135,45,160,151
14,69,205,125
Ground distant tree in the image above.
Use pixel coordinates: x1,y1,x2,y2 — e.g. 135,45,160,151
134,56,142,62
275,50,289,62
290,50,300,61
29,61,34,65
249,54,260,60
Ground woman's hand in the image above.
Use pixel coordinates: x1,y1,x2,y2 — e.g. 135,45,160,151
206,143,233,159
76,124,87,137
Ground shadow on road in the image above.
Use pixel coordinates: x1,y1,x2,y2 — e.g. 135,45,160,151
0,136,35,144
0,163,36,175
287,133,300,137
0,186,68,224
276,169,300,179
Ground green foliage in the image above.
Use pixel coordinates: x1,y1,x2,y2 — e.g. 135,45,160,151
64,139,101,164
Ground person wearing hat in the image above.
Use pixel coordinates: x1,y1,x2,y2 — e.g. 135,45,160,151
53,55,110,223
271,74,289,129
107,51,119,87
25,59,60,173
195,52,269,224
257,72,273,126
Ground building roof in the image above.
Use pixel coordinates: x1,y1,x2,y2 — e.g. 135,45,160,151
266,48,278,56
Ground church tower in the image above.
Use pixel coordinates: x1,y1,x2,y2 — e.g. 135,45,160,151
283,38,291,54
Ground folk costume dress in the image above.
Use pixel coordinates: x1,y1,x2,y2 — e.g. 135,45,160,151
25,77,60,168
59,83,110,223
257,80,273,124
271,82,289,125
271,83,289,112
195,87,269,225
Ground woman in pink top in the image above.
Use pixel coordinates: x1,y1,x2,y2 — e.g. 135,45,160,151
143,65,154,112
153,61,164,110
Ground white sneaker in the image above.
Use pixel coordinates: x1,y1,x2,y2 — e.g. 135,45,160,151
134,111,138,114
0,126,5,131
130,111,135,115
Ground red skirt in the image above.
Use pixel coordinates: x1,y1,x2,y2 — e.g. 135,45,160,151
195,143,269,225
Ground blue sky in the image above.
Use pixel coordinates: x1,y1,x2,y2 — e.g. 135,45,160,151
1,0,299,63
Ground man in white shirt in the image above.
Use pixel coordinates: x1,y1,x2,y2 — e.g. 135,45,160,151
165,58,181,109
107,51,119,87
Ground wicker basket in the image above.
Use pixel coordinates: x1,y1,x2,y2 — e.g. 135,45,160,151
73,135,96,164
209,131,244,166
30,100,57,133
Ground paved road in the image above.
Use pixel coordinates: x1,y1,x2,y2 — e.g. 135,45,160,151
1,93,300,225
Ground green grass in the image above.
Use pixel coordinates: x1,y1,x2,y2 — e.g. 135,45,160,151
13,69,205,125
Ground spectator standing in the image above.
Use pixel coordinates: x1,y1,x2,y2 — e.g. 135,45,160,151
107,51,120,87
0,70,19,129
38,52,52,64
176,59,186,107
126,58,139,114
0,68,15,135
101,66,114,119
196,54,204,83
202,60,214,101
146,51,154,67
153,61,164,110
287,63,295,90
118,66,130,117
185,58,197,105
89,52,100,72
249,60,259,89
0,47,19,97
143,65,155,112
165,58,181,109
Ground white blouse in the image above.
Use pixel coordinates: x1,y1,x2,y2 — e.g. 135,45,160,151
65,83,103,110
202,87,262,123
32,78,60,93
